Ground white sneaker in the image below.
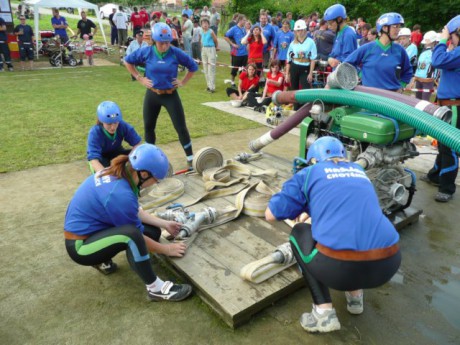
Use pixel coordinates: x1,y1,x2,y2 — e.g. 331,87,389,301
345,291,364,314
300,307,341,333
224,79,233,84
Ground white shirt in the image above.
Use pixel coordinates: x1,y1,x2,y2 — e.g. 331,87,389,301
182,19,193,38
114,11,128,30
201,10,211,18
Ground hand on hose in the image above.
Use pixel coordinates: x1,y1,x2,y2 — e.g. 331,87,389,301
165,242,187,257
164,220,182,237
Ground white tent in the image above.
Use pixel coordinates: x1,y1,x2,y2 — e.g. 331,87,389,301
25,0,108,57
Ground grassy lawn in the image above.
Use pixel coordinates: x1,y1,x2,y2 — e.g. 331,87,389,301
0,54,261,173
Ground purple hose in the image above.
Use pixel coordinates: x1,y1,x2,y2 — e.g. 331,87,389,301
355,86,451,122
249,103,312,152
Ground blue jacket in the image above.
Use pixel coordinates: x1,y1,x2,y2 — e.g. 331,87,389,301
329,25,357,62
64,174,143,235
268,161,399,250
124,45,198,89
87,121,141,161
432,40,460,100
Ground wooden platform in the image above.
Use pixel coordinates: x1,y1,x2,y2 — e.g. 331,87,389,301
152,154,304,328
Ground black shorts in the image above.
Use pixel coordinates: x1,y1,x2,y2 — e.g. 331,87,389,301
19,43,34,61
230,55,248,77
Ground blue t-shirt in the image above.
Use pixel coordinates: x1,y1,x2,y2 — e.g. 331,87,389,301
329,25,357,62
345,40,413,91
201,30,215,47
432,41,460,100
274,30,294,61
14,24,34,43
260,23,276,53
182,9,193,18
405,43,418,62
415,48,436,79
87,121,141,161
225,25,248,56
0,18,7,41
51,15,68,38
124,45,198,89
268,161,399,250
287,37,317,66
64,174,143,236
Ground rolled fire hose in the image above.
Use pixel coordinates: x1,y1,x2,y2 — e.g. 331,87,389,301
354,85,452,122
272,89,460,153
240,242,297,283
249,103,312,153
139,178,185,210
192,147,224,174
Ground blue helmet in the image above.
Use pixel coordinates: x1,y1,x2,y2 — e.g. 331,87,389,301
376,13,405,33
307,137,346,163
323,4,347,21
97,101,122,124
129,144,170,180
152,22,172,42
446,15,460,34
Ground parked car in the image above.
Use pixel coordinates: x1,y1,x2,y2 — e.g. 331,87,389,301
99,3,132,19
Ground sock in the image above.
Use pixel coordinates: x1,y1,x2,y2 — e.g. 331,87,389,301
314,304,333,315
146,277,165,293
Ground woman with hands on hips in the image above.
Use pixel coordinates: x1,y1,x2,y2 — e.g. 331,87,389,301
64,144,192,302
124,22,198,169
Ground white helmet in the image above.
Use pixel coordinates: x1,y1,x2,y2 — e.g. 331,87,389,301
421,30,437,44
294,19,307,31
398,27,411,37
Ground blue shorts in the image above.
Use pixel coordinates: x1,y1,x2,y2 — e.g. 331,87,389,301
19,43,34,61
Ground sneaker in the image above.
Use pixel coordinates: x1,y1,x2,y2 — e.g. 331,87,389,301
300,307,341,333
207,89,215,93
224,79,233,84
77,60,83,66
345,291,364,315
148,281,192,302
435,192,453,203
419,174,440,187
8,66,13,72
187,159,193,169
92,260,118,275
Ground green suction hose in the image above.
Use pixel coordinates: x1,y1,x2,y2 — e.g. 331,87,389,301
293,89,460,153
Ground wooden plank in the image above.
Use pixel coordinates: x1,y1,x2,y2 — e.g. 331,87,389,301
151,154,304,328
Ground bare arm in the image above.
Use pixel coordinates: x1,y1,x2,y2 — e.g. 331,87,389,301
90,159,105,172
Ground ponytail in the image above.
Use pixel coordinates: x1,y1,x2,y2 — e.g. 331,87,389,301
101,155,130,179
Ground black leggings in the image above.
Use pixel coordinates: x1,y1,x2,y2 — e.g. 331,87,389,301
100,148,132,167
143,89,193,159
65,224,161,285
289,63,312,110
290,223,401,305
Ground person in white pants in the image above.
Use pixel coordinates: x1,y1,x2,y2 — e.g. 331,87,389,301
200,18,219,93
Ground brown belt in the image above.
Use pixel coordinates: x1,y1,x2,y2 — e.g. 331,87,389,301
64,230,89,240
414,77,434,83
149,87,175,95
316,243,399,261
438,99,460,107
293,58,311,63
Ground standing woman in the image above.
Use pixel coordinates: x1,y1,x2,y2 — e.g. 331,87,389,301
241,24,267,76
87,101,142,173
124,23,198,167
64,144,192,301
200,18,219,93
273,20,295,69
344,13,412,92
421,15,460,203
285,20,317,109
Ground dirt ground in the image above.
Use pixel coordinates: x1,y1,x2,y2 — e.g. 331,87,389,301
1,127,459,345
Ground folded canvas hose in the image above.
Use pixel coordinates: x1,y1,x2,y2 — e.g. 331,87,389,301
240,217,311,283
239,242,297,283
139,178,185,210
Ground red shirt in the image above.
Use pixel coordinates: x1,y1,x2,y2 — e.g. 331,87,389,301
411,31,422,47
247,36,264,63
239,71,260,92
266,71,284,96
139,10,149,26
131,13,143,27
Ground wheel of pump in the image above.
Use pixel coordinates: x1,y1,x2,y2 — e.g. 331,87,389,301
49,56,56,66
54,56,62,67
68,57,77,67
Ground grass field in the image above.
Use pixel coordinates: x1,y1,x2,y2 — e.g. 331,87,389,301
0,52,261,173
